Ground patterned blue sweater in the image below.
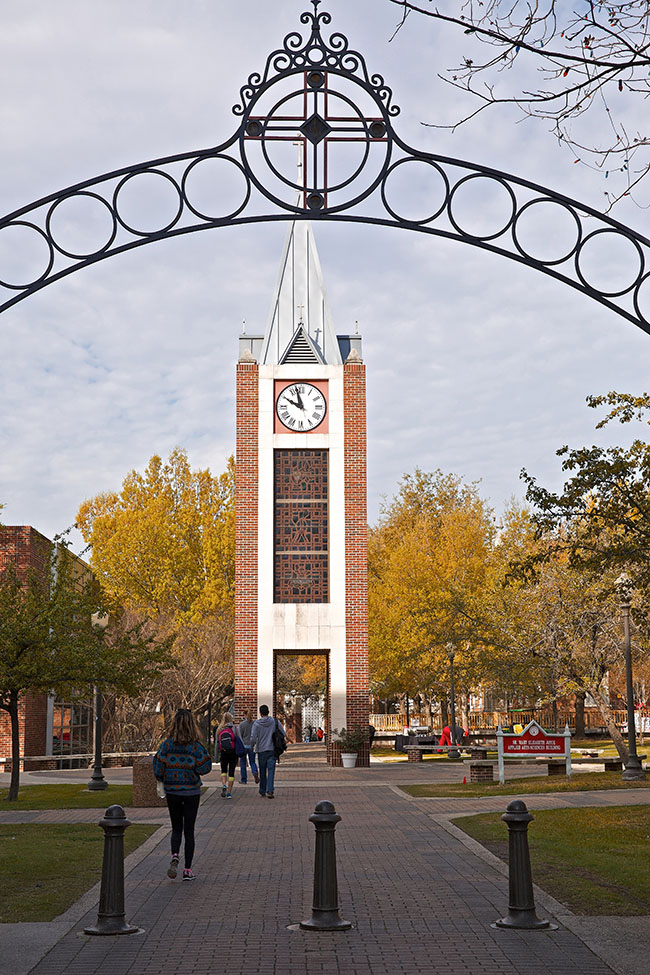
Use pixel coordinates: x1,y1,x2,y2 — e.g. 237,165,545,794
153,738,212,796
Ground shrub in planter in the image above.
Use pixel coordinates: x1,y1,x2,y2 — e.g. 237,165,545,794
332,727,369,753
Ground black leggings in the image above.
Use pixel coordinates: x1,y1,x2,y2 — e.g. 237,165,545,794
166,793,201,868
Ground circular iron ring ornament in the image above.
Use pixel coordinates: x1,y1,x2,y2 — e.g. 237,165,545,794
0,220,55,290
511,198,582,267
113,169,184,238
46,191,118,261
447,173,518,243
633,271,650,325
181,154,252,222
381,157,450,226
1,0,650,336
574,228,645,299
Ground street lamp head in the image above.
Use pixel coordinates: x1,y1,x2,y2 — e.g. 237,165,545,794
615,572,633,607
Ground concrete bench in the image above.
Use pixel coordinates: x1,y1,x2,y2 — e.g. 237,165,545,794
543,755,645,774
405,745,474,762
463,754,646,782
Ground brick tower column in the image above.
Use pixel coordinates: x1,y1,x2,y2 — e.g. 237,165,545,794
343,351,369,766
235,354,259,721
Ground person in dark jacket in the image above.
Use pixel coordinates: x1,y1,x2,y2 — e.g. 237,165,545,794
250,704,286,799
153,708,212,882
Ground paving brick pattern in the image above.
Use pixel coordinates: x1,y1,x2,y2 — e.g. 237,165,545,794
22,752,620,975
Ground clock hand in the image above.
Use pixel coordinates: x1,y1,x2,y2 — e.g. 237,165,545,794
295,389,305,410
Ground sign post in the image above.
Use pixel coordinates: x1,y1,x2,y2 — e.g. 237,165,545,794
497,720,571,785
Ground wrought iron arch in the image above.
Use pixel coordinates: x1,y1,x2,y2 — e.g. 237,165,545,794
2,0,650,335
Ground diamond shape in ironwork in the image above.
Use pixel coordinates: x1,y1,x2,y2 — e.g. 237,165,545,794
300,113,332,146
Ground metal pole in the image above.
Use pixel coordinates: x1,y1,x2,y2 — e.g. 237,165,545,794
621,596,645,781
88,687,108,791
448,649,460,758
84,805,141,935
493,800,555,931
300,800,352,931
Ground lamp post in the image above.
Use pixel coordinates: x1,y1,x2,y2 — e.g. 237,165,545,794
447,645,460,758
615,573,645,782
88,612,109,792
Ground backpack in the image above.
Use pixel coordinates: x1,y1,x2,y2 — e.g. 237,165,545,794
272,719,287,760
218,726,236,754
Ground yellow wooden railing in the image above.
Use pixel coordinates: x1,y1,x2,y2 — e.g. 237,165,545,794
370,709,628,733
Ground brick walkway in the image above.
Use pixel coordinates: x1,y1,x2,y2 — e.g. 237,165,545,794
8,747,641,975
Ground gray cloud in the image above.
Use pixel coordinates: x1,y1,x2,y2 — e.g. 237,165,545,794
0,0,648,548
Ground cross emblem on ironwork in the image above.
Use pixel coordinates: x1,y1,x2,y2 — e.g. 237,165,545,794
244,69,387,210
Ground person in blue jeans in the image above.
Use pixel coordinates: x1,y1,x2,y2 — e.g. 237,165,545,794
250,704,286,799
237,709,259,785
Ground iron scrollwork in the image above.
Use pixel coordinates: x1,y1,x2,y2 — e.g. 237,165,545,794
1,0,650,334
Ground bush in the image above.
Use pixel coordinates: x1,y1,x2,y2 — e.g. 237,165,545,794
333,727,369,752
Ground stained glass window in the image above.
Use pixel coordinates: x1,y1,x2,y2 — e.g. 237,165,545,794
274,449,328,602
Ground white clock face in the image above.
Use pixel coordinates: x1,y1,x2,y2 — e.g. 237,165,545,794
276,382,327,432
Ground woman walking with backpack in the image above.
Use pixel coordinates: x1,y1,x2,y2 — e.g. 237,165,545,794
153,708,212,882
216,711,243,799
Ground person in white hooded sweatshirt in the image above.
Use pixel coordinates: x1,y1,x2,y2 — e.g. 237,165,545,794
250,704,286,798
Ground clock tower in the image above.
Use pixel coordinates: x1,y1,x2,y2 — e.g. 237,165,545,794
235,218,369,765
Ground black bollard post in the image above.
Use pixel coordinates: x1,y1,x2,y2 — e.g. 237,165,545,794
492,799,556,930
300,800,352,931
84,805,141,936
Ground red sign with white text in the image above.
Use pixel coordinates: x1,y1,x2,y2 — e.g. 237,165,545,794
503,729,565,754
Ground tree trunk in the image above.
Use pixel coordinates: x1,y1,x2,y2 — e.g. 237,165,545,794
440,696,449,729
589,684,629,762
460,690,469,732
8,692,21,801
574,690,586,739
552,698,559,733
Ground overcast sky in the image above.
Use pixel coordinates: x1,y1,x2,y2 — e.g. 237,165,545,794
1,0,649,551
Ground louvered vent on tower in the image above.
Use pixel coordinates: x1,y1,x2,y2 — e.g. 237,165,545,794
280,326,322,364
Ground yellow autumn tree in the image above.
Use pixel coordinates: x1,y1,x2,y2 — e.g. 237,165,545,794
76,449,235,733
369,470,497,716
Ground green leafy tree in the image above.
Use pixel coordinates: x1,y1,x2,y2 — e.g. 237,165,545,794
522,391,650,588
0,541,172,801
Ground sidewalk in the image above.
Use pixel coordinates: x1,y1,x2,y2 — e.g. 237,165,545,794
2,746,648,975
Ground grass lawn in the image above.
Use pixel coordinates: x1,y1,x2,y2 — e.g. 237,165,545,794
453,805,650,915
0,784,133,809
0,823,157,922
402,772,650,798
373,747,467,762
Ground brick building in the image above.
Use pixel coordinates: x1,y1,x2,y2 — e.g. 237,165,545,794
0,526,92,769
235,218,370,765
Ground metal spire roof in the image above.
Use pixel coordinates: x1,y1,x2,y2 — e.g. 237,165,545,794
260,218,342,365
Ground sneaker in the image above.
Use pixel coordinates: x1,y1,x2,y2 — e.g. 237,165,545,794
259,791,266,797
253,772,260,784
221,785,227,798
240,779,247,785
225,792,233,799
266,792,274,799
167,855,179,879
182,869,195,882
